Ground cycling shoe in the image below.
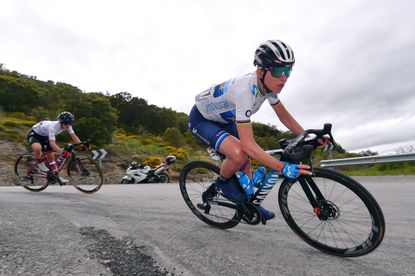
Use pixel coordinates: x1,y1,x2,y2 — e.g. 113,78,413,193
217,178,245,202
257,205,275,222
202,183,217,202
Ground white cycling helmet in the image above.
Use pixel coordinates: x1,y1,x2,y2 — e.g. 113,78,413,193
254,39,295,68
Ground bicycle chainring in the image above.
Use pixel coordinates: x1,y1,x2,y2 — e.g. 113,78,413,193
237,201,261,225
47,172,57,184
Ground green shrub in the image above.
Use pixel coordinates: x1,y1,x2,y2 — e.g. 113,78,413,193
166,147,187,160
144,156,161,167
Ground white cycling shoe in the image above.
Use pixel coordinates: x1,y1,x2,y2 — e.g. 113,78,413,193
58,176,70,184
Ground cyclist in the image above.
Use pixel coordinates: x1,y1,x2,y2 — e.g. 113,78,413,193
27,111,82,183
189,39,313,221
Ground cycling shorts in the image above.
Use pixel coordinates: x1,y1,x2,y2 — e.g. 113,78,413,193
27,130,53,152
188,105,239,152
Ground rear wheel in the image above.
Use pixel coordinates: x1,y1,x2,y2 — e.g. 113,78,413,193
157,173,169,183
121,179,131,184
278,167,385,257
179,161,240,229
67,156,103,194
14,154,49,192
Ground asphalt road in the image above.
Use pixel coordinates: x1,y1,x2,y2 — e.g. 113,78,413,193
1,176,414,276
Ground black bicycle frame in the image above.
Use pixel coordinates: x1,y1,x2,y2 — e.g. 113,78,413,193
298,175,326,209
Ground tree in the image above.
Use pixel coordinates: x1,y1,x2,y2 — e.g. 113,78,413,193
358,149,378,156
395,145,415,154
163,127,185,148
0,74,42,113
62,93,118,145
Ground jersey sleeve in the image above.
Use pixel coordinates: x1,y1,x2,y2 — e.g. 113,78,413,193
48,128,57,140
267,93,280,106
235,89,255,125
67,126,75,134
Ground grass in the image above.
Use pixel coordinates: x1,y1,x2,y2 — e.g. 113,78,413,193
338,162,415,176
0,111,32,144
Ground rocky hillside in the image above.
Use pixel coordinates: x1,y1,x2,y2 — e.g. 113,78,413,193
0,140,26,186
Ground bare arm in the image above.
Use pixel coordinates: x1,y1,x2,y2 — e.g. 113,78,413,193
237,122,311,176
272,101,304,135
236,124,285,172
69,132,81,144
49,140,63,154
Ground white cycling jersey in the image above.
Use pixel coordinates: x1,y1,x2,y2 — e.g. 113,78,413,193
195,72,280,125
32,120,74,140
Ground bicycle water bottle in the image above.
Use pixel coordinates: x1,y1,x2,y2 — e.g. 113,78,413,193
252,167,266,188
56,150,70,165
49,161,59,176
237,172,254,197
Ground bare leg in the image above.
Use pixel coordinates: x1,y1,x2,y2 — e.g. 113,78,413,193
31,143,43,160
45,151,55,162
217,135,250,178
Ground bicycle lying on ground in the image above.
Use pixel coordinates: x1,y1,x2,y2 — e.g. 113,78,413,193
179,124,385,257
14,140,103,194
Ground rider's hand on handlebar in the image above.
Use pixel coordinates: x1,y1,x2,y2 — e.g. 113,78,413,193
317,135,335,152
317,135,329,147
282,162,312,179
79,144,88,151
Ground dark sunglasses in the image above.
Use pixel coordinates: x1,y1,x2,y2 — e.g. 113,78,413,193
269,65,292,78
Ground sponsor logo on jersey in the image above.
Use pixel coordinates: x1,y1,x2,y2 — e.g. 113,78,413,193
205,100,230,113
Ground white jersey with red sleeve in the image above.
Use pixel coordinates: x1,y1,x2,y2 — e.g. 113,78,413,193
195,72,280,125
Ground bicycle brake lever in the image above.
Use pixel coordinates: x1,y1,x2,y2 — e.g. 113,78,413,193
323,141,335,152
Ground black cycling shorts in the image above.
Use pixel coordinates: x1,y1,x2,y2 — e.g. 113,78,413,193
27,130,53,152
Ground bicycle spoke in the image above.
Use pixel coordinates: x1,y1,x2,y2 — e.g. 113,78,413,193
179,161,240,229
68,157,102,194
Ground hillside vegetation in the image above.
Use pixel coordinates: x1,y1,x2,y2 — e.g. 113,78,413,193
1,64,413,176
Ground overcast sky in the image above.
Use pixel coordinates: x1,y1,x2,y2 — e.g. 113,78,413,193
1,0,414,154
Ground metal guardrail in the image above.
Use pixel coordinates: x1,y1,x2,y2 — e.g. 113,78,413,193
320,153,415,168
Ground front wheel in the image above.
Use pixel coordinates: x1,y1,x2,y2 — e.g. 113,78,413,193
278,167,385,257
179,161,240,229
14,154,49,192
67,156,103,194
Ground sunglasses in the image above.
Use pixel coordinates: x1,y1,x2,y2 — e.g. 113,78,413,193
269,66,292,78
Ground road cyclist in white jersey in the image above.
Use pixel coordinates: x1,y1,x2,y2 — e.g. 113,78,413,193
27,111,83,183
189,39,319,222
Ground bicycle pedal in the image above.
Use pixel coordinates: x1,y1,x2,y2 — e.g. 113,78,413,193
196,203,211,214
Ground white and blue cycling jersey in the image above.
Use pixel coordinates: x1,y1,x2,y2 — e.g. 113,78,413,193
195,72,280,125
189,72,281,151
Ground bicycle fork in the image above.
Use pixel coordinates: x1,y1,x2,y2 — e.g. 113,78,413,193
297,176,334,220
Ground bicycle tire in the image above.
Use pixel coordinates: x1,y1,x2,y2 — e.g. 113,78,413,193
179,161,240,229
67,156,103,194
121,179,131,184
14,154,49,192
157,173,169,183
278,167,385,257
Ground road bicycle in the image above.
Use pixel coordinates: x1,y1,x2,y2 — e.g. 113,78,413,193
179,124,385,257
14,141,103,194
